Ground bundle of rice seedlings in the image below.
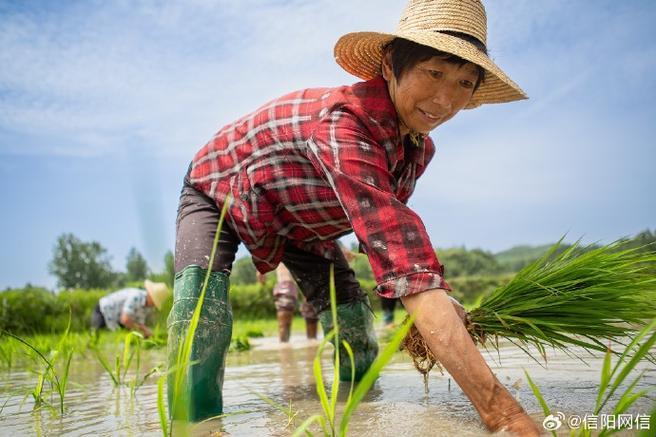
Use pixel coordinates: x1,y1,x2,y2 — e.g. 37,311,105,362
402,239,656,377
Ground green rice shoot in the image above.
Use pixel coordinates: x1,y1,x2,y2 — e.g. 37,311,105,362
468,238,656,362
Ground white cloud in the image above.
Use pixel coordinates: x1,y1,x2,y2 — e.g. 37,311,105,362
0,0,406,157
1,0,654,289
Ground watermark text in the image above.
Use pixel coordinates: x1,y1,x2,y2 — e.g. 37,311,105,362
542,412,651,431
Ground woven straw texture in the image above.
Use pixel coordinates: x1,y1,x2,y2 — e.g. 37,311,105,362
334,0,527,109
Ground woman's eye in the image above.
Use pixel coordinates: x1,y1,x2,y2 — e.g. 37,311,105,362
460,80,474,89
428,70,442,79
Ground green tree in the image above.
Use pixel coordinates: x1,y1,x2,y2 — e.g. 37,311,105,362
230,256,257,284
621,229,656,274
163,250,175,288
48,233,116,289
126,247,149,282
626,229,656,252
147,250,175,288
436,247,500,277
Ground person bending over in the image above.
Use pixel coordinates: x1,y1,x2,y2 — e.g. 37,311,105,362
169,1,539,434
92,280,170,338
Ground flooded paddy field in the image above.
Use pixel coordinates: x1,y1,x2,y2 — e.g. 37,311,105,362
0,332,653,436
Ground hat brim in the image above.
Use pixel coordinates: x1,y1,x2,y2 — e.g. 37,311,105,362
145,279,169,310
334,31,527,109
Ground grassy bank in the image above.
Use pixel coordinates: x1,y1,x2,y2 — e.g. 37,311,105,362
1,276,506,336
0,309,406,371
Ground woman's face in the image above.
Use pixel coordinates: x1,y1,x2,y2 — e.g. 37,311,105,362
382,53,478,136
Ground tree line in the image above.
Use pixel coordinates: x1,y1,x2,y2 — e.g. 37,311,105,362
37,229,656,291
230,229,656,284
47,233,174,290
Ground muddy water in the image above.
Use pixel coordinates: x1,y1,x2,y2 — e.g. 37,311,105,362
0,333,654,436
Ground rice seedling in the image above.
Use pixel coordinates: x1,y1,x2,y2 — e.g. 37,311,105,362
121,331,158,393
229,335,251,352
2,308,75,415
124,332,161,394
128,338,143,387
526,318,656,436
121,331,141,384
92,329,158,394
404,238,656,375
249,389,300,429
638,407,656,437
291,265,415,437
245,329,264,338
0,338,17,370
92,339,123,386
0,396,10,416
157,374,169,437
472,239,656,356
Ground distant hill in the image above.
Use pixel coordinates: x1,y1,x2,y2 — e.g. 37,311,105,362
494,243,555,263
494,243,564,272
494,230,655,272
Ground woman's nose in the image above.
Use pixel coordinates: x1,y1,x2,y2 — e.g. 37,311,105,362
431,84,457,109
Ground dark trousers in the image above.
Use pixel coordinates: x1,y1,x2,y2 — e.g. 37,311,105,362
380,296,398,313
91,304,106,329
174,169,366,314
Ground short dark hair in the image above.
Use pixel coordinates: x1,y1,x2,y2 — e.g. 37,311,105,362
384,33,486,91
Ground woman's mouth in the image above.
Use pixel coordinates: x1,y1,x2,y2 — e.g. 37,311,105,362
418,108,441,123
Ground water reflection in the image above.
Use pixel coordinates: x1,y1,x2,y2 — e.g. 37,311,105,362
0,336,653,436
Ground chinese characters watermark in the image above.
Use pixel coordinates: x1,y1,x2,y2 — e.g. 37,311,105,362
542,412,651,431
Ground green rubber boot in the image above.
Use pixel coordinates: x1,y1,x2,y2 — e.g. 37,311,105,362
318,296,379,382
167,265,232,421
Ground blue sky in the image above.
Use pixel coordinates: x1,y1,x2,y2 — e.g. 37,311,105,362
1,0,654,290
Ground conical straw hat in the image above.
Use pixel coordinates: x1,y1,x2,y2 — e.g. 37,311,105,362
144,280,171,310
334,0,527,109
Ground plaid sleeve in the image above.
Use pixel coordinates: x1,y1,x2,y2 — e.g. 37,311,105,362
306,108,450,298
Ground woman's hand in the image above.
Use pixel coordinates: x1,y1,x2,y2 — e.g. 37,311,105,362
140,325,153,339
401,289,540,436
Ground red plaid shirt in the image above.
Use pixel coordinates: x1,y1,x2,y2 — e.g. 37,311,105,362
189,76,450,298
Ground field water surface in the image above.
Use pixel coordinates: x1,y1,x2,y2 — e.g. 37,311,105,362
0,334,653,436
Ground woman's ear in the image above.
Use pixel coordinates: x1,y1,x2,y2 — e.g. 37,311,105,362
381,50,393,81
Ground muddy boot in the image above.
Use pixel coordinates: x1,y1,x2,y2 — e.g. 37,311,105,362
305,319,318,339
167,265,232,422
318,297,378,382
277,310,293,342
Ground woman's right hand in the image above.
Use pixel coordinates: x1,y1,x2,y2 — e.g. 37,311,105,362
484,391,541,436
402,289,541,437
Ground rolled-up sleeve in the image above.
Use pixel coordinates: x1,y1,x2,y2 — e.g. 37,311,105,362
306,107,450,298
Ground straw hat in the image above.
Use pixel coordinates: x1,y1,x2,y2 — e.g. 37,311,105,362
144,280,171,310
334,0,527,109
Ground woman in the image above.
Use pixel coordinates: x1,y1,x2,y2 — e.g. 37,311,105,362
169,0,539,434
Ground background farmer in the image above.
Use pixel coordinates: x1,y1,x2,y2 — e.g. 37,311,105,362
169,0,539,434
91,280,170,338
257,263,319,342
260,243,355,342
